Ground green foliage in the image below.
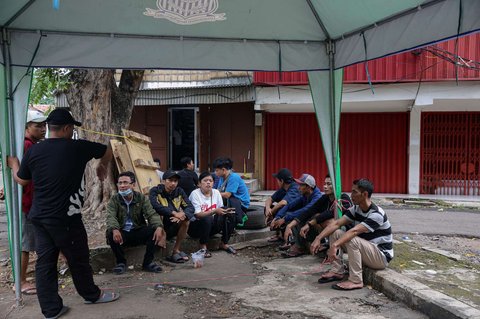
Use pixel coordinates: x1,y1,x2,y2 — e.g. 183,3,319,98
30,68,71,105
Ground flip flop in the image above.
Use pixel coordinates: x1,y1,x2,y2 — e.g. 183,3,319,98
21,287,37,295
204,250,212,258
112,263,126,275
85,291,120,304
178,251,190,261
267,236,282,243
45,305,70,319
143,262,162,273
331,283,363,290
281,247,306,258
166,253,186,263
222,246,237,254
278,243,291,251
318,274,345,283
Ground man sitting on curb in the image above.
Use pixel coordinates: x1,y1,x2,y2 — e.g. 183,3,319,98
311,178,393,290
106,171,166,274
264,168,300,243
270,174,322,251
282,175,352,258
149,170,194,263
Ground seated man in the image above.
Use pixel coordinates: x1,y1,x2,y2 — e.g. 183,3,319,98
282,175,352,258
271,174,322,250
311,178,393,290
106,171,166,274
264,168,300,242
149,170,194,263
213,157,250,253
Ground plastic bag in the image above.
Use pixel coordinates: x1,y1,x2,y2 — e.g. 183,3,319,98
191,249,206,268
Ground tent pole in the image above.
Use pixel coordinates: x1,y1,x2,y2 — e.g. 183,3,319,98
1,28,23,307
327,40,338,196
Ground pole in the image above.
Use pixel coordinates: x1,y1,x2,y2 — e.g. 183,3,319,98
1,28,23,307
327,40,338,196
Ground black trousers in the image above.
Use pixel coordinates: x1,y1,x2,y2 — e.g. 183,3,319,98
32,217,101,318
292,222,319,248
188,213,236,245
107,226,156,266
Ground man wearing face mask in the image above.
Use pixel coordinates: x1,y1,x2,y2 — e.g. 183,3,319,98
106,171,166,274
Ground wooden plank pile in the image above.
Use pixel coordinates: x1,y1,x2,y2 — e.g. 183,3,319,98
110,129,160,194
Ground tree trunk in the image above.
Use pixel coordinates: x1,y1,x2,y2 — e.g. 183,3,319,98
66,69,144,236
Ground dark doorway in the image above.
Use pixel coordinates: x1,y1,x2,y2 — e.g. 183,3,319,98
169,107,198,170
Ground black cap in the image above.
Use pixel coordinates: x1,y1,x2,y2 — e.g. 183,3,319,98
46,108,82,126
273,168,292,182
163,170,181,181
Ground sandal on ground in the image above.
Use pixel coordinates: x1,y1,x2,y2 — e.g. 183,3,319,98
204,250,212,258
317,272,345,284
178,251,190,261
281,247,305,258
21,287,37,295
45,305,69,319
331,281,363,291
278,243,291,251
85,291,120,304
143,262,162,273
267,235,282,243
221,246,237,254
166,253,186,263
112,263,126,275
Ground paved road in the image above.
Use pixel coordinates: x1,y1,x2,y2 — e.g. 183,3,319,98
387,207,479,237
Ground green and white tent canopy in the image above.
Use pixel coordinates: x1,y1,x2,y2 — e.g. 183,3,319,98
1,0,479,302
2,0,479,70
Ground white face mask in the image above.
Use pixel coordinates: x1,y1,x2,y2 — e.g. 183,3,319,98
118,188,133,197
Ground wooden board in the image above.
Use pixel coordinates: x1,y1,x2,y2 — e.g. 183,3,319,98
110,139,141,192
122,129,160,194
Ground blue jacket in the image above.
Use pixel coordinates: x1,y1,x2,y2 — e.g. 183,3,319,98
275,187,322,223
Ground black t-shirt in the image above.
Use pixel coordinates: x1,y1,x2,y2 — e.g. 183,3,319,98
177,169,199,196
17,138,106,223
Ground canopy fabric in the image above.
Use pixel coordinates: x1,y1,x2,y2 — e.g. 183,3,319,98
1,0,479,70
1,0,480,304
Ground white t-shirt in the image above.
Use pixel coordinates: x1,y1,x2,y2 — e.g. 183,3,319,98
189,188,224,215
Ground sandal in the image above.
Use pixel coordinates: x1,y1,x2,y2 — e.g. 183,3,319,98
166,253,186,263
204,250,212,258
267,235,283,243
178,251,190,261
143,262,162,273
222,246,237,255
317,272,345,284
85,291,120,304
45,305,69,319
281,246,305,258
112,263,126,275
278,243,291,251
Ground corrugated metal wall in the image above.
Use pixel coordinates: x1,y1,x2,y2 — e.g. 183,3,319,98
265,113,408,193
420,112,480,196
254,33,480,85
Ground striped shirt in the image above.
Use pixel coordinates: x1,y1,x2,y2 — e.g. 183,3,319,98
344,203,393,263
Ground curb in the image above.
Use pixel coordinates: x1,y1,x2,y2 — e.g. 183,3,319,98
89,227,275,271
364,268,480,319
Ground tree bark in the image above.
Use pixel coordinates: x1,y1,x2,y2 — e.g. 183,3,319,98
66,69,144,235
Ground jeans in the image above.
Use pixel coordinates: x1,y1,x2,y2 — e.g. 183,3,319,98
107,226,156,266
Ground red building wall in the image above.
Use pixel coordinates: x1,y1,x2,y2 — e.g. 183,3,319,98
265,113,409,193
254,33,480,85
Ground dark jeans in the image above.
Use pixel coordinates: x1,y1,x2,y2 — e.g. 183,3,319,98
107,226,156,266
292,222,319,249
32,217,101,318
224,196,247,224
188,213,236,245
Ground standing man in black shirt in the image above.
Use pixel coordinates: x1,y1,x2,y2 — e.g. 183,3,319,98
8,108,119,319
177,156,198,196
